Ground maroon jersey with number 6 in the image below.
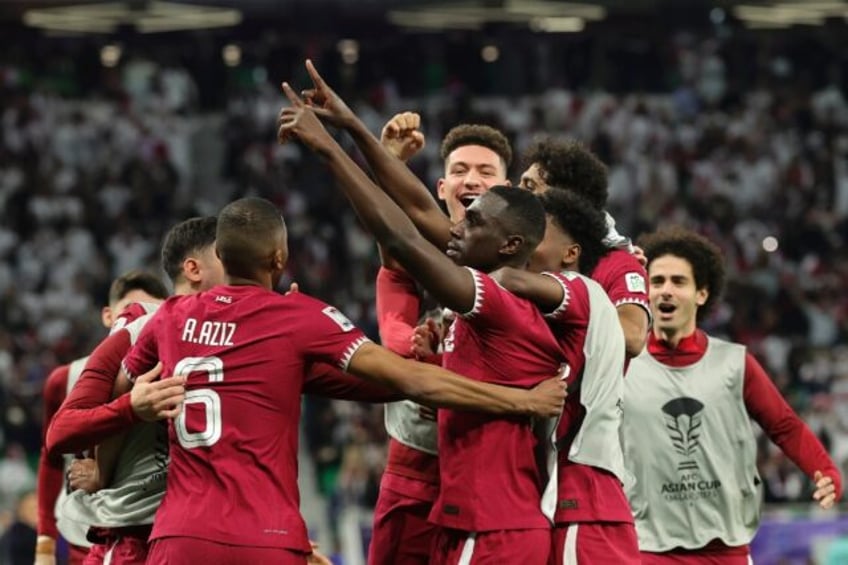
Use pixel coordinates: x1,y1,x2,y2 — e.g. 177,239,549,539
122,285,369,553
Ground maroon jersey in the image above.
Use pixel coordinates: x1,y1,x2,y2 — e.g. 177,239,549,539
591,249,650,318
429,268,564,532
122,285,369,552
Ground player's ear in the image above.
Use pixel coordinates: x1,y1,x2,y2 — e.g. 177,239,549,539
695,287,708,306
182,257,201,283
500,234,525,257
436,177,448,201
563,243,580,269
272,248,286,271
101,306,113,328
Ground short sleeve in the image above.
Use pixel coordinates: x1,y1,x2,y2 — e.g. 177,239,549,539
594,252,650,320
539,272,591,326
296,299,372,371
455,268,512,326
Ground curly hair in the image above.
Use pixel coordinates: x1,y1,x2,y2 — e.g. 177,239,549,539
522,138,608,211
440,124,512,170
161,216,218,284
638,226,725,320
538,190,609,276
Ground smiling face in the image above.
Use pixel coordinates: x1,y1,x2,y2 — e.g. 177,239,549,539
437,144,508,223
648,254,708,342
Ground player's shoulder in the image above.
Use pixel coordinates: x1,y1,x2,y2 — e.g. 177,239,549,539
595,249,645,273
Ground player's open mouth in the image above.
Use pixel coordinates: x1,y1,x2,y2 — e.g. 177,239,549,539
657,303,676,314
459,195,479,208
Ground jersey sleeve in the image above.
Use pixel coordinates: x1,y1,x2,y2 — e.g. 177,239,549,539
303,361,402,402
744,353,843,500
37,365,69,538
455,268,520,328
539,272,592,326
297,298,372,371
375,266,420,357
47,331,139,456
594,252,650,319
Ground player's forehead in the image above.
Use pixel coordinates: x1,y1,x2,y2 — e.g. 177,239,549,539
648,254,694,280
445,145,505,172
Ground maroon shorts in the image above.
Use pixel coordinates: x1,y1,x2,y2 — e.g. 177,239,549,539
368,481,437,565
82,537,147,565
430,528,550,565
640,550,751,565
69,543,90,565
146,537,309,565
551,522,640,564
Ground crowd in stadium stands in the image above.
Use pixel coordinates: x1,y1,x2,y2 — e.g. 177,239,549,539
1,32,848,537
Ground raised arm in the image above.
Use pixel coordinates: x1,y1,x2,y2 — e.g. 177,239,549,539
348,342,565,417
299,60,453,250
278,86,477,314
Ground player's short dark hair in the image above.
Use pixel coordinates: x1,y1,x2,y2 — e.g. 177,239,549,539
638,226,725,320
523,138,609,211
488,185,546,260
538,190,609,276
108,270,169,306
440,124,512,170
161,216,218,284
217,197,286,280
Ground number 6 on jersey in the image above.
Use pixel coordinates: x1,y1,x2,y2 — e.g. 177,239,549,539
174,356,224,448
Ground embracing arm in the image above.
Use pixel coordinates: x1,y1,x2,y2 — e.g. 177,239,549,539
492,267,564,312
347,342,565,417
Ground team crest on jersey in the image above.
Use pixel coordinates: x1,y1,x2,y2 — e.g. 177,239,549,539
322,306,355,332
625,272,646,293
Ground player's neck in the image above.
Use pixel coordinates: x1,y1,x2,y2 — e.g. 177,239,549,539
226,274,271,289
654,325,696,349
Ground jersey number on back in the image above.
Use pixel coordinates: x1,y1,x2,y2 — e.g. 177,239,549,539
173,356,223,448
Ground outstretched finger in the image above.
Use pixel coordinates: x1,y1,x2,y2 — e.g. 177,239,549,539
305,59,327,90
281,82,303,107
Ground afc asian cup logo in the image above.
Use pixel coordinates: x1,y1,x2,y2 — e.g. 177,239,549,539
661,397,705,472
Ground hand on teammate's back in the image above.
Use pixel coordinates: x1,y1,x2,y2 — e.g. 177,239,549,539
380,111,426,162
130,363,186,422
67,457,101,494
410,318,441,359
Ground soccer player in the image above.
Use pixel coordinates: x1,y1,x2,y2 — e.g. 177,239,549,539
492,190,640,563
46,217,224,565
372,121,514,564
280,78,566,563
120,196,564,564
622,226,842,564
35,271,169,565
518,138,650,359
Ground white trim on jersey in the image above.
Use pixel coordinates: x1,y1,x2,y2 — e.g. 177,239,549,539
458,532,477,565
563,523,579,565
